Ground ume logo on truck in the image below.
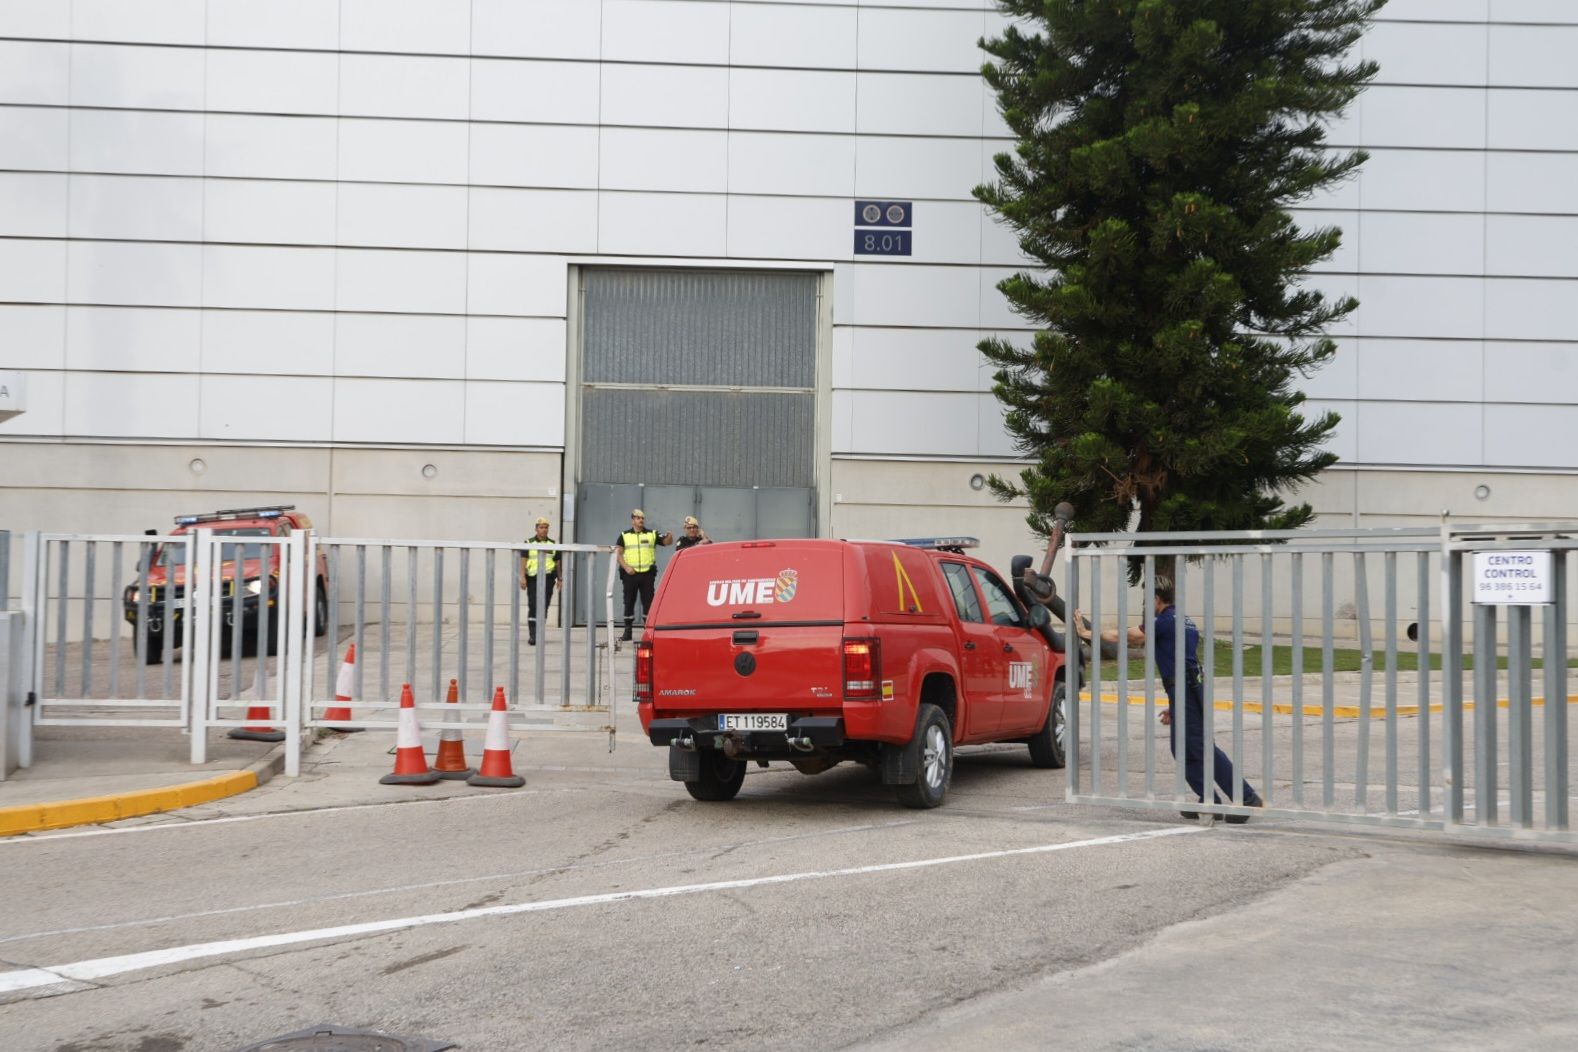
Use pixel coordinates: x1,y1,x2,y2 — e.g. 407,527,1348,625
706,569,799,607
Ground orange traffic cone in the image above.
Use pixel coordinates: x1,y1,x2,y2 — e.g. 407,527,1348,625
229,699,284,743
432,678,474,780
380,684,439,786
322,642,362,731
227,639,284,742
467,687,524,788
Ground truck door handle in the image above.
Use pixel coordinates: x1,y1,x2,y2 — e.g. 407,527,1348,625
963,641,976,650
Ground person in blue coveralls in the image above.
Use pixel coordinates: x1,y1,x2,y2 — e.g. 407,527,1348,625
1075,576,1264,822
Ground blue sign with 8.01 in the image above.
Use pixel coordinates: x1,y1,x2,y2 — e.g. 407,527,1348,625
854,199,913,256
854,230,912,256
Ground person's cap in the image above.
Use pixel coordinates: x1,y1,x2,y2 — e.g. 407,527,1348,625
683,516,699,527
631,508,645,518
534,516,550,527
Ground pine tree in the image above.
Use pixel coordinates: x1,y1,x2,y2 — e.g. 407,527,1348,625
976,0,1384,543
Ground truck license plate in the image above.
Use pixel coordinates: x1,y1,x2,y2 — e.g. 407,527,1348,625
718,713,788,732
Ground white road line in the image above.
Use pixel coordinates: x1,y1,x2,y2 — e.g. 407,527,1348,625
0,825,1200,996
0,819,918,946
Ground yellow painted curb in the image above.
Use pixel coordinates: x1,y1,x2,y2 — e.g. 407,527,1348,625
0,769,259,838
1079,692,1578,720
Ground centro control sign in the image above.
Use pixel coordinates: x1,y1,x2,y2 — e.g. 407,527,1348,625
1472,550,1553,605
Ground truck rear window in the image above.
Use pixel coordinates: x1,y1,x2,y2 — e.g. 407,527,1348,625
654,542,845,624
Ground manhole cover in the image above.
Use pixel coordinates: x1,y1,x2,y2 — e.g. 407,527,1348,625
234,1024,455,1052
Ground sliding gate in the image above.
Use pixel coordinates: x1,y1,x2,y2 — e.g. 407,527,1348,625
1062,522,1575,845
23,530,311,764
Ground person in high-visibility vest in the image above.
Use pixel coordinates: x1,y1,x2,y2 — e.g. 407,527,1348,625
616,508,672,641
519,516,558,645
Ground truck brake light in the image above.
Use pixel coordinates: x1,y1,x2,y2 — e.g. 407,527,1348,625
843,637,880,698
635,641,653,702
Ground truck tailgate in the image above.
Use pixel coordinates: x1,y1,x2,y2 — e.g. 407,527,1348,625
651,624,845,716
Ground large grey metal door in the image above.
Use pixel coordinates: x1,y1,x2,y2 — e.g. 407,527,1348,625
574,268,820,625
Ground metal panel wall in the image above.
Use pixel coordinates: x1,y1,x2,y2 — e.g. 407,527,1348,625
581,387,813,488
583,269,817,388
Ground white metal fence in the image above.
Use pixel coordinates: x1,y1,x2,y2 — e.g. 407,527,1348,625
1063,522,1576,846
301,537,623,742
13,531,625,779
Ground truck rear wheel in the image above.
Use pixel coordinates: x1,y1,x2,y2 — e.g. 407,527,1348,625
895,703,953,809
1028,679,1067,769
685,751,746,802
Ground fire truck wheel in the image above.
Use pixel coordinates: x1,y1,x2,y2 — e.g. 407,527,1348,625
1029,679,1067,769
895,704,953,809
313,580,329,637
685,751,746,802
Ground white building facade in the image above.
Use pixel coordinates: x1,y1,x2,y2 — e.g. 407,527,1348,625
1,0,1575,567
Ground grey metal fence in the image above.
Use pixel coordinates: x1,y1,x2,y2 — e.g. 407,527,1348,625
304,536,623,739
1,529,10,612
1063,523,1576,845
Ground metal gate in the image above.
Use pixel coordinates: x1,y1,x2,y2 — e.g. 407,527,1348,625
300,536,623,759
25,532,197,729
1062,522,1576,845
21,530,312,759
12,529,621,780
188,530,309,767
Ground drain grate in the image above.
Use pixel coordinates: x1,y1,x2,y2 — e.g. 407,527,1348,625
234,1024,455,1052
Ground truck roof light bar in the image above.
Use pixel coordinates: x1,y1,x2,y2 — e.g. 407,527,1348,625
174,505,295,525
891,536,980,553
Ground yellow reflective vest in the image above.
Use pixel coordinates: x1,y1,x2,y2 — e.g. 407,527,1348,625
621,530,658,573
525,541,556,577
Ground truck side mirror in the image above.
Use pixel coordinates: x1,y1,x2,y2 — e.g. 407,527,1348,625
1027,603,1051,628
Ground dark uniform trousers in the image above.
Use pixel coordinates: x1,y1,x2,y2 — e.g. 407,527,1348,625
525,570,557,644
1167,670,1257,805
621,570,655,637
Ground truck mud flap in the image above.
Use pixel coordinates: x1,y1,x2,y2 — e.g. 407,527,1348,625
880,737,917,785
668,744,702,782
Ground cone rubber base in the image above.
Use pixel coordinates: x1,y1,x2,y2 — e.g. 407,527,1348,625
380,771,441,785
467,773,524,788
435,767,475,780
326,726,365,734
228,729,285,743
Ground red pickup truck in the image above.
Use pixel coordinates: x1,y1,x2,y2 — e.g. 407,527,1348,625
122,505,329,663
636,537,1067,808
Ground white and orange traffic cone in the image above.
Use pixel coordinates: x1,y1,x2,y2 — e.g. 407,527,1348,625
322,642,362,731
432,678,474,780
229,700,284,743
380,684,440,786
226,643,283,742
467,687,524,788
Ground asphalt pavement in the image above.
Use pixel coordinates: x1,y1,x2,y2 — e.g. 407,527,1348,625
2,710,1576,1051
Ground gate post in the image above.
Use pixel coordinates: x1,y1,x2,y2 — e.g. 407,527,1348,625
16,531,40,770
189,529,214,765
283,532,306,778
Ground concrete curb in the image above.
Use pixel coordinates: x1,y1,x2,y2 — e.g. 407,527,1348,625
0,743,289,838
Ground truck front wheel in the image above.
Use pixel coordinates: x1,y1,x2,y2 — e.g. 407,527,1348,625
895,703,953,809
685,751,746,802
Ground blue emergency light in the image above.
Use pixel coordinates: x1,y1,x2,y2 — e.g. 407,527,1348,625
892,536,980,551
174,505,293,525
